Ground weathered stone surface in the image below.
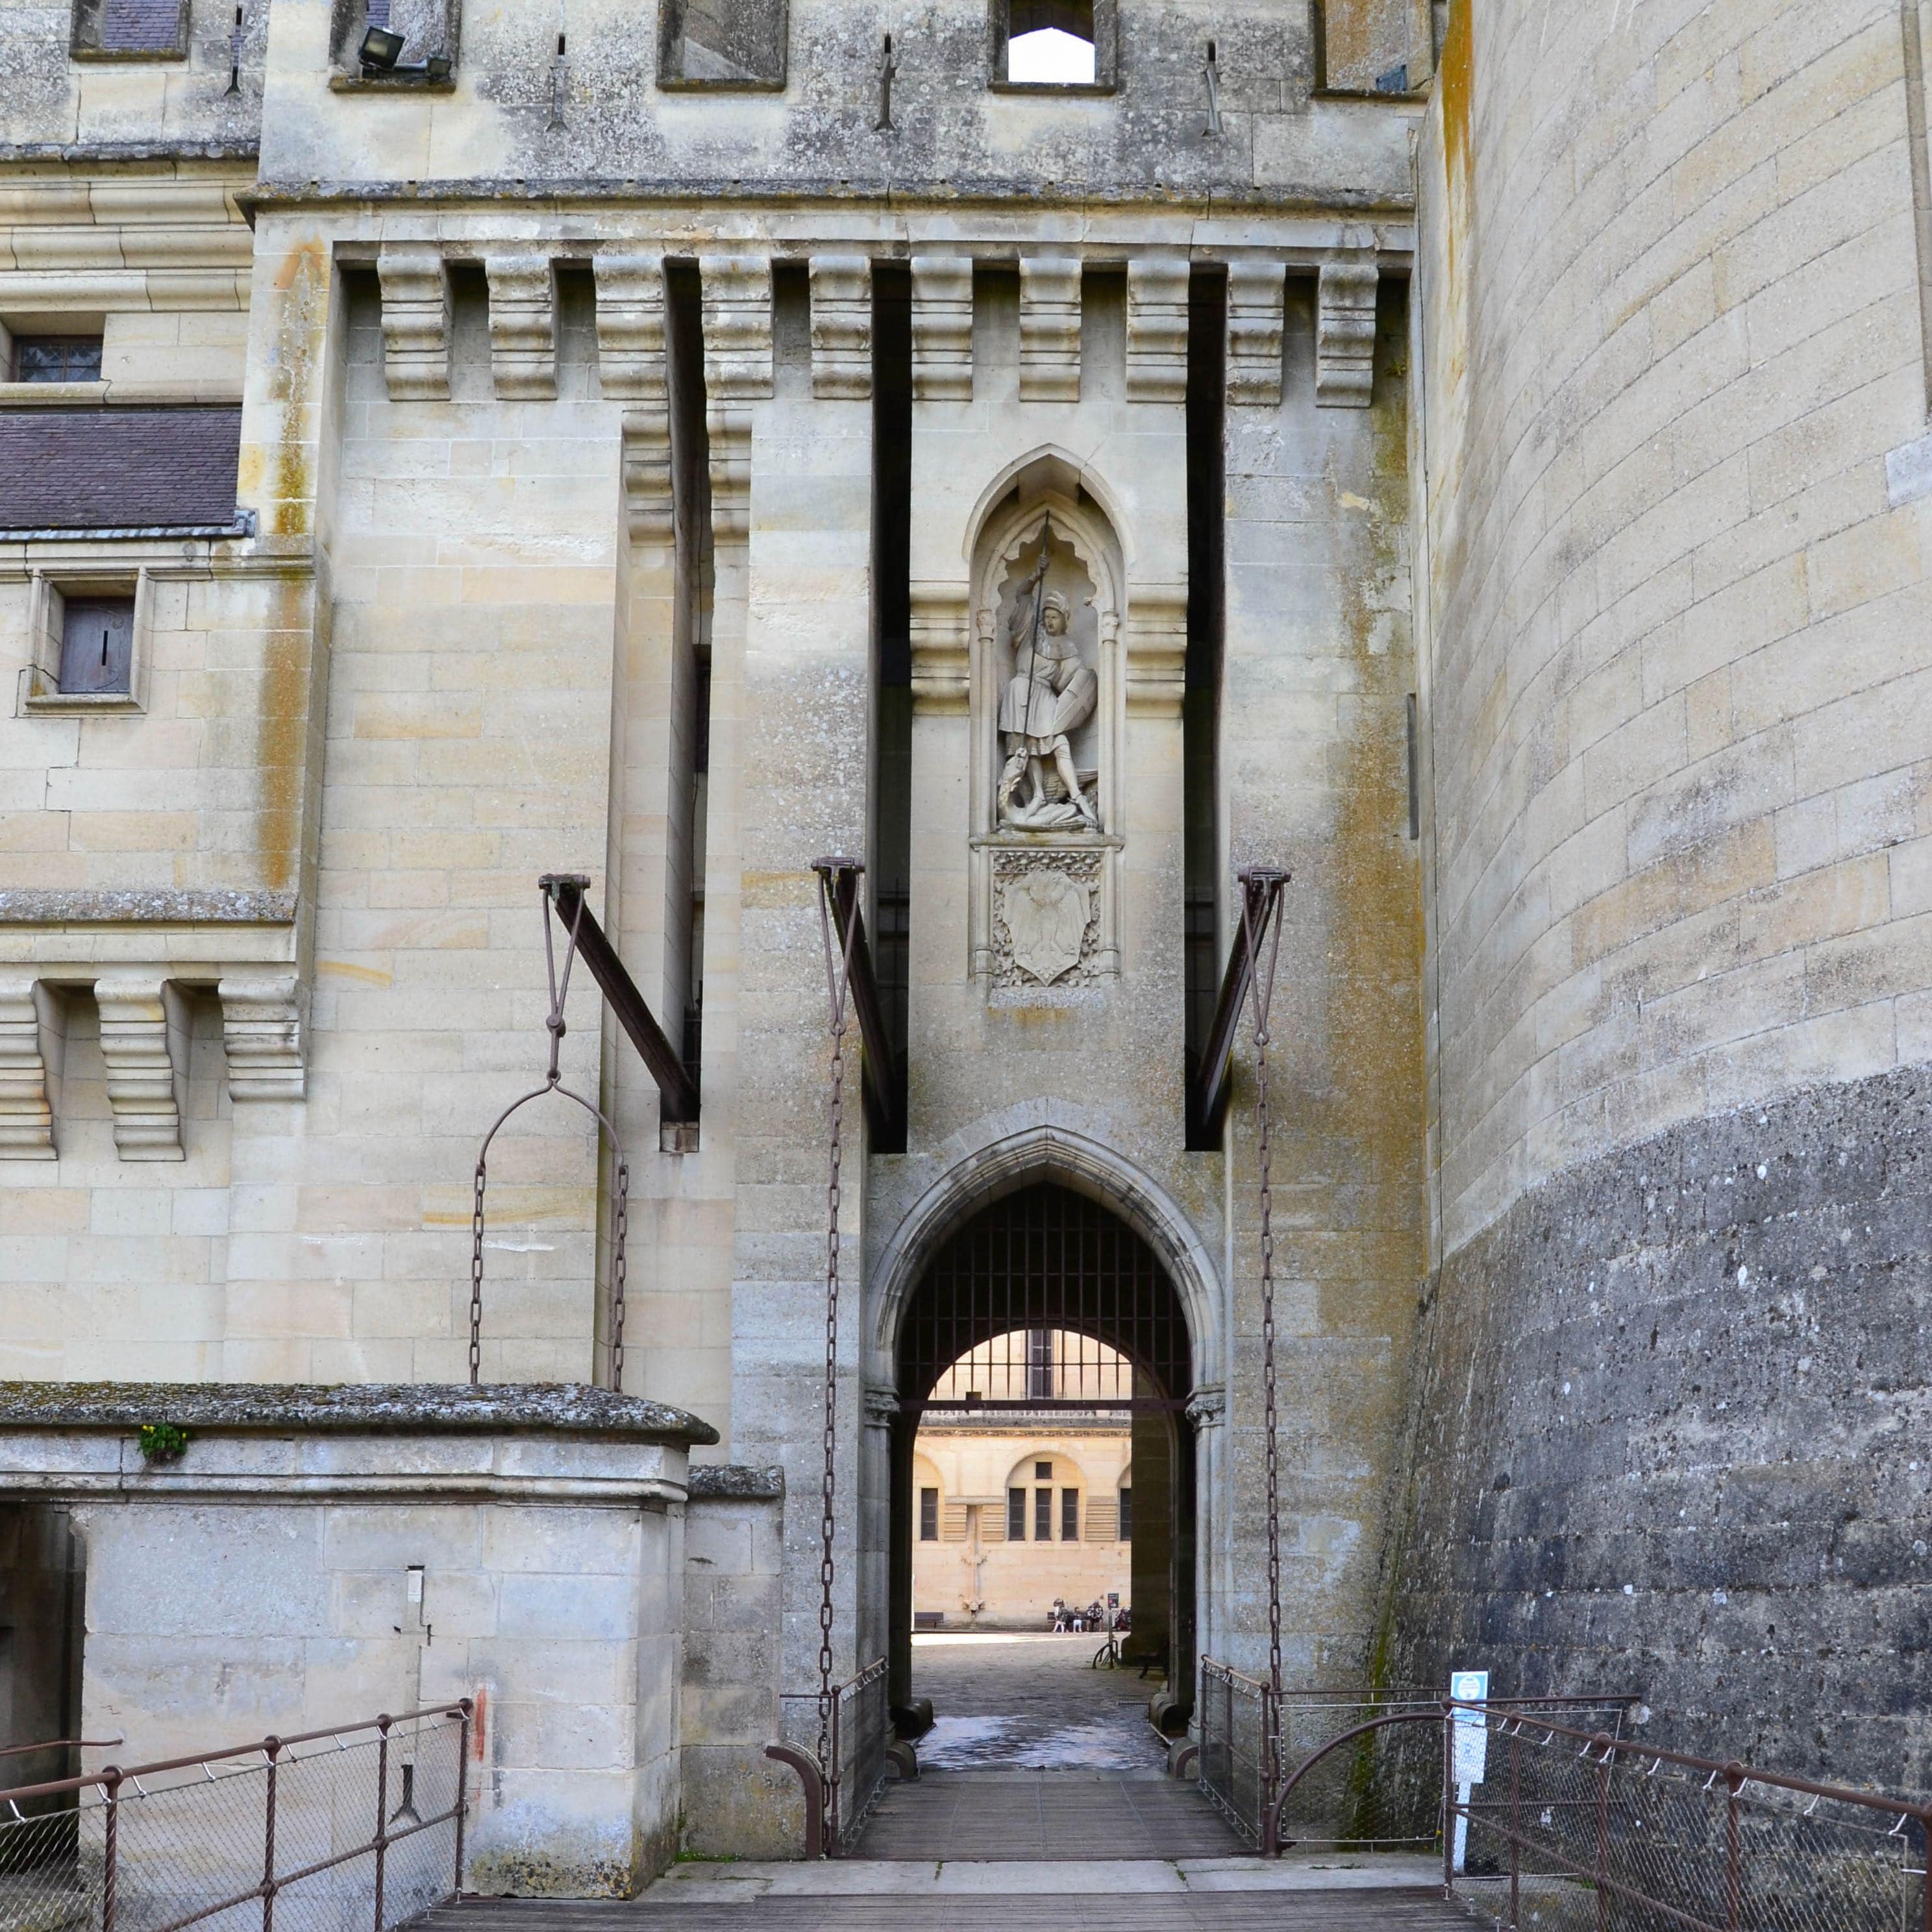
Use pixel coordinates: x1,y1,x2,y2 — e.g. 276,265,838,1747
1389,1063,1932,1792
0,1380,719,1444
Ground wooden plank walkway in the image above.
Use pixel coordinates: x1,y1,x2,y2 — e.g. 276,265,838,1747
854,1768,1245,1859
426,1890,1472,1930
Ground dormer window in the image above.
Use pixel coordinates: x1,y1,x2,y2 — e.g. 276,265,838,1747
12,336,104,384
991,0,1114,93
71,0,190,60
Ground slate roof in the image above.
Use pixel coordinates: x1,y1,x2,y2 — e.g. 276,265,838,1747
97,0,182,49
0,406,243,532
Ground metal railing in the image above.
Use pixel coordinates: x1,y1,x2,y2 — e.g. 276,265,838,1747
0,1703,469,1932
1196,1666,1638,1857
767,1658,891,1859
1448,1705,1932,1932
1198,1661,1278,1848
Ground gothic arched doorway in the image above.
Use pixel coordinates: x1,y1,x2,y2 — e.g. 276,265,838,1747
887,1182,1197,1726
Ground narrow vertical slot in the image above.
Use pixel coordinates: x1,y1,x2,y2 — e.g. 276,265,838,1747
665,260,712,1095
1183,266,1227,1150
871,259,912,1152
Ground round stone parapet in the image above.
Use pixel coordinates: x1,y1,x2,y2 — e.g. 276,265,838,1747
0,1382,721,1506
0,1380,719,1445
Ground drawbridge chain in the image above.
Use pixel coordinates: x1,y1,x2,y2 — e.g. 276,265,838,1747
468,877,632,1391
811,858,865,1807
1236,867,1291,1786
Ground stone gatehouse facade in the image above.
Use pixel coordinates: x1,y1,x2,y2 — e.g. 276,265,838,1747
2,0,1930,1889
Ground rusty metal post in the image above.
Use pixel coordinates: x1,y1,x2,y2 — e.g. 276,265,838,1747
1594,1746,1609,1932
1442,1709,1455,1898
1920,1807,1932,1932
1724,1766,1742,1931
262,1737,280,1932
1259,1683,1276,1857
1509,1728,1520,1927
101,1768,121,1932
452,1703,471,1900
373,1716,391,1932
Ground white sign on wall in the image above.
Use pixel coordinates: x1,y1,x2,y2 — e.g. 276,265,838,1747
1449,1666,1489,1876
1450,1668,1489,1785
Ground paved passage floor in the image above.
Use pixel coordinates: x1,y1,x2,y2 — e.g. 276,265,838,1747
908,1630,1170,1772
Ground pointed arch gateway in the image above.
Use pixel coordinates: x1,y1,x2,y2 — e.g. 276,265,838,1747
886,1180,1198,1716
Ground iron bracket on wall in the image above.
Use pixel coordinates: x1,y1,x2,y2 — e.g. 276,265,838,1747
541,873,699,1129
813,858,906,1150
1187,866,1291,1145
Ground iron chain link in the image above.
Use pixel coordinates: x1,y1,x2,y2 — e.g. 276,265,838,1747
1237,869,1289,1797
813,861,864,1801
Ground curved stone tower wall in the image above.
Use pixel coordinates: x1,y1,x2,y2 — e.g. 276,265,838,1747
1398,0,1932,1787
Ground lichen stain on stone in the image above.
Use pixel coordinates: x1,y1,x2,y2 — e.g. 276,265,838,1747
1317,284,1426,1350
467,1846,636,1900
254,574,308,893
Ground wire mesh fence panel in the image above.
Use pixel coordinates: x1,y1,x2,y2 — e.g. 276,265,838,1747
1269,1695,1636,1856
0,1801,95,1932
1453,1709,1930,1932
779,1659,889,1856
836,1661,890,1852
1196,1661,1276,1849
0,1708,466,1932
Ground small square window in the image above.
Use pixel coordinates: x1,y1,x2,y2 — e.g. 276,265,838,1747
991,0,1115,92
58,597,135,696
919,1487,939,1542
328,0,459,80
1007,1486,1027,1541
12,337,103,384
1034,1459,1052,1480
71,0,190,59
658,0,786,90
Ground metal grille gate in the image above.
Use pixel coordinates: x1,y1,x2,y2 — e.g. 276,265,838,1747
898,1184,1193,1413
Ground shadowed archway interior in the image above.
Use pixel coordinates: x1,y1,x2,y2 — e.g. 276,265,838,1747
888,1183,1196,1714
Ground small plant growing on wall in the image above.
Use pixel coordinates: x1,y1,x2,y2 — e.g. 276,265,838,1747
137,1422,190,1463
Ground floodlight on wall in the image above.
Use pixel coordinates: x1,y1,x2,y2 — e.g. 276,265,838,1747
359,23,404,68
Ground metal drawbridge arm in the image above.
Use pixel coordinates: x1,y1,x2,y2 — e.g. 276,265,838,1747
541,873,699,1126
1187,867,1290,1145
813,859,905,1150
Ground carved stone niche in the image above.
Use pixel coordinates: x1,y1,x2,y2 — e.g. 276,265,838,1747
967,458,1125,991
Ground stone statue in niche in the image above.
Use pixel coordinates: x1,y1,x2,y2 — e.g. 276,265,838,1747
996,545,1099,830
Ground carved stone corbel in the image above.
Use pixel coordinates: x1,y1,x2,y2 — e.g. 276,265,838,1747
707,406,752,544
1316,256,1380,406
0,974,56,1159
1019,257,1082,402
1226,260,1286,407
700,256,775,403
1186,1384,1227,1431
1126,257,1189,404
217,974,305,1102
377,247,451,402
623,406,674,545
594,252,667,402
909,584,971,714
1124,589,1187,716
486,253,558,401
94,974,188,1161
911,256,973,402
810,255,872,400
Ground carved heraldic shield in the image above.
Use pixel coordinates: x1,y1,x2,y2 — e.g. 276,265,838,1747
1003,870,1091,985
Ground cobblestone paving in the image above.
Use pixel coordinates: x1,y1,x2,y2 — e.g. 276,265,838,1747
910,1631,1170,1772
